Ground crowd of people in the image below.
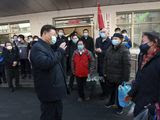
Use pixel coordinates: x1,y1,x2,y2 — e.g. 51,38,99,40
0,24,160,120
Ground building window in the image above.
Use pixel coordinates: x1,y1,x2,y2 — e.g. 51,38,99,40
0,21,31,36
117,11,160,48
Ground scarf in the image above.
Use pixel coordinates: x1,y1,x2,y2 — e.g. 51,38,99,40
141,45,160,69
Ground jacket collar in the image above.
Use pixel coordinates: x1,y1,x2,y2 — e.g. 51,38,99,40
141,51,160,70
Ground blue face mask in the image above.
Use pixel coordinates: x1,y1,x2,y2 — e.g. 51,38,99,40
78,45,84,51
51,36,57,44
100,32,106,39
139,43,150,54
112,40,121,46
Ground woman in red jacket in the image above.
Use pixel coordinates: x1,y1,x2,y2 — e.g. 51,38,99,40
72,40,95,102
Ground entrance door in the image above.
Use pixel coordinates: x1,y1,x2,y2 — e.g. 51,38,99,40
54,15,94,38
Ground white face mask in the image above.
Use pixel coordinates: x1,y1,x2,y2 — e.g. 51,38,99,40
34,39,38,41
29,38,33,42
122,33,127,37
6,46,12,50
83,33,88,37
58,32,64,37
72,38,78,44
18,38,21,42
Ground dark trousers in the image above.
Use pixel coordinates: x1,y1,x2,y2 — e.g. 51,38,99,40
97,58,107,95
99,80,108,96
0,65,6,83
20,59,31,76
40,100,63,120
5,68,19,88
68,73,75,90
76,77,87,99
106,82,123,110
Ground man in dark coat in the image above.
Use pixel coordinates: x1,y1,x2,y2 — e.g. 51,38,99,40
67,34,79,91
81,29,94,54
126,32,160,119
0,45,6,84
95,28,112,99
104,33,131,114
30,25,67,120
17,34,30,79
54,28,69,79
3,42,19,92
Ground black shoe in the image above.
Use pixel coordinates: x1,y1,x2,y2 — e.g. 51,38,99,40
116,109,124,115
105,103,114,108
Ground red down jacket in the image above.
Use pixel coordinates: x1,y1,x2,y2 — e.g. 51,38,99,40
72,49,94,77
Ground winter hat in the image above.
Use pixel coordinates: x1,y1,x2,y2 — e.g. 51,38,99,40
112,33,124,40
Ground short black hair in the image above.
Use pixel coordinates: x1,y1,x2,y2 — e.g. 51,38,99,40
83,29,89,33
76,39,85,47
115,27,121,32
121,29,127,34
33,35,39,40
112,33,124,40
18,34,25,40
27,35,32,39
5,41,12,47
40,25,56,37
13,35,17,38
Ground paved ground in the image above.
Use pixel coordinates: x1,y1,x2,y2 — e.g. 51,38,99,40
0,87,133,120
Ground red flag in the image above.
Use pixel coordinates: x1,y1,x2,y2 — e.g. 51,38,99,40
97,3,105,29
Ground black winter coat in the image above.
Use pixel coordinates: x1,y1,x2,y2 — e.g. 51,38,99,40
128,51,160,117
67,41,77,73
95,37,112,76
3,47,19,69
81,36,94,54
104,45,131,84
30,39,67,102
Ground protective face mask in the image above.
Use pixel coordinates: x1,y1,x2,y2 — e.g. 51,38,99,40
83,33,88,37
51,36,57,44
122,33,127,37
58,32,64,37
100,33,106,39
78,45,84,51
34,39,38,41
29,38,33,42
6,46,12,50
139,43,150,54
18,38,21,42
112,40,121,46
72,38,78,44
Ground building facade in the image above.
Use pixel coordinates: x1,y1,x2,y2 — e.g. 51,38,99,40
0,1,160,48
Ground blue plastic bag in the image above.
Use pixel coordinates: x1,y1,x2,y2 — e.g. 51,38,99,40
118,82,131,108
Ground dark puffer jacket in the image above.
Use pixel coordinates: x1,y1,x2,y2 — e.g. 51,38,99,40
104,44,131,84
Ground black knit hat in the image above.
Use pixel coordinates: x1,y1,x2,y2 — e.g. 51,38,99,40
112,33,124,40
